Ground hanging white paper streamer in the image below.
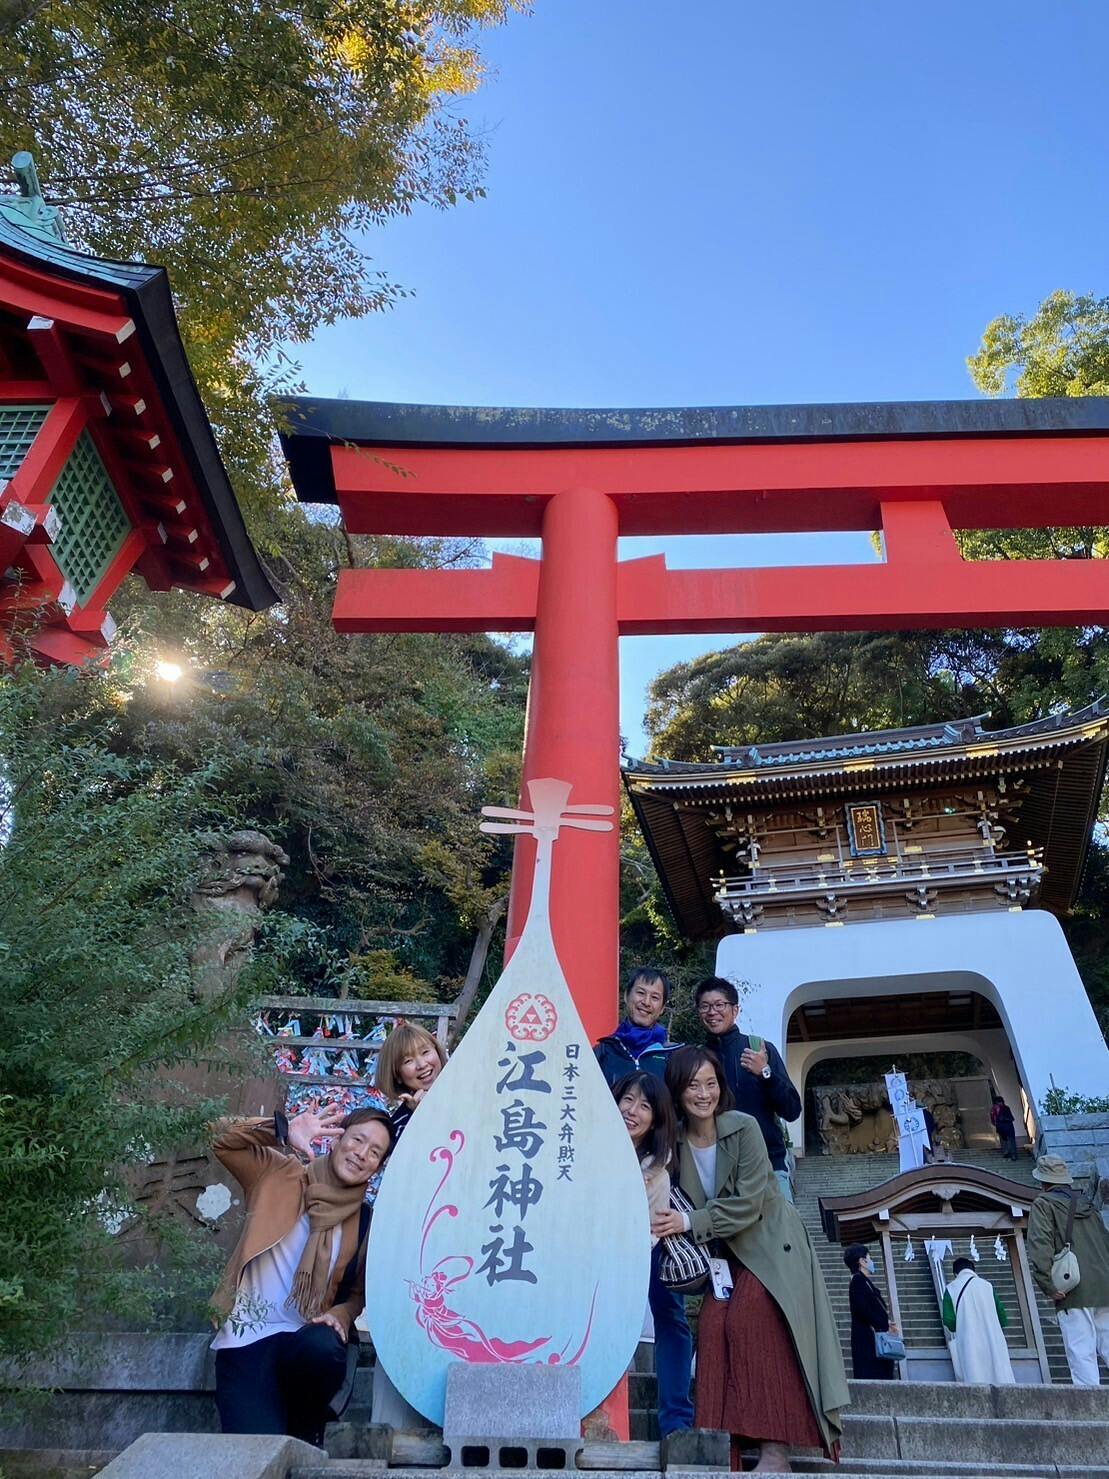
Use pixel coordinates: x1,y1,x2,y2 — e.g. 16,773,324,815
924,1236,953,1264
969,1235,980,1263
994,1235,1008,1263
904,1235,915,1262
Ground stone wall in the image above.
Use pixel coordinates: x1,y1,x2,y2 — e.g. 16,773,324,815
1037,1112,1109,1219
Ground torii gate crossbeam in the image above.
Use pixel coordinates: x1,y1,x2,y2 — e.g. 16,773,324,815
279,396,1109,1043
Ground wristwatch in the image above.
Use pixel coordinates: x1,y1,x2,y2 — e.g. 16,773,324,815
761,1064,772,1080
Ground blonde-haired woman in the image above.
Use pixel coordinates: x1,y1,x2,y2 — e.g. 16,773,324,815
373,1022,447,1143
370,1021,448,1431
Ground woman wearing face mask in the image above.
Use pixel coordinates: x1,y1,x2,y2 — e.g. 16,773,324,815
373,1024,447,1142
844,1244,898,1380
612,1071,693,1438
655,1047,847,1475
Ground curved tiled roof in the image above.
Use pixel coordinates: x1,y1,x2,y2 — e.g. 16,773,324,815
0,196,275,611
624,702,1109,938
627,700,1109,778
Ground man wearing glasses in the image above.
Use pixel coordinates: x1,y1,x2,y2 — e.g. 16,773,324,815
694,975,801,1202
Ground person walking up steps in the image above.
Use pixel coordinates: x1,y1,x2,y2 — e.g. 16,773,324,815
1028,1155,1109,1386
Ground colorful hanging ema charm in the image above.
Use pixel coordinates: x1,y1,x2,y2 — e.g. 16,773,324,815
364,779,652,1424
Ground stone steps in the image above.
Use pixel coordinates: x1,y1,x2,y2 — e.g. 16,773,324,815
316,1382,1109,1476
790,1151,1071,1384
292,1470,1109,1479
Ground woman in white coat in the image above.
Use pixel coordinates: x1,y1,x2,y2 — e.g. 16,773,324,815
942,1257,1014,1384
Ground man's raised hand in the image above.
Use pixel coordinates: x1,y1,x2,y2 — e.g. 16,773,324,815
288,1100,345,1158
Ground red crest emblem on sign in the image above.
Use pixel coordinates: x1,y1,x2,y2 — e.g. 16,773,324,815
504,992,558,1043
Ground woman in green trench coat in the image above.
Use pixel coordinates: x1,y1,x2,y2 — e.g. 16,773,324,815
654,1046,848,1474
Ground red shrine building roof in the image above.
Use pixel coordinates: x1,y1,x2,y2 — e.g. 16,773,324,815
0,152,274,665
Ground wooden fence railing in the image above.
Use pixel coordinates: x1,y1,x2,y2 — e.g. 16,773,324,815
253,995,458,1109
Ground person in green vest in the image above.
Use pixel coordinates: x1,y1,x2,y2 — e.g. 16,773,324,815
941,1257,1014,1385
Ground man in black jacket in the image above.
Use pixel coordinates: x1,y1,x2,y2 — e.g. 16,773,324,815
593,967,692,1436
594,967,685,1087
694,975,801,1201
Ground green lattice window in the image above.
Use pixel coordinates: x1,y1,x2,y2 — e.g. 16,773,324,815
0,403,49,480
47,430,130,604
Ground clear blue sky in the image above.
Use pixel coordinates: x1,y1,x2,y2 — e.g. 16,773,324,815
294,0,1109,755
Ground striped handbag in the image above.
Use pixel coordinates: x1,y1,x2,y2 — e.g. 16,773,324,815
657,1184,711,1294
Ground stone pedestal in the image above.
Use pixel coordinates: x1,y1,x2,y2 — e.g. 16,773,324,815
442,1364,582,1468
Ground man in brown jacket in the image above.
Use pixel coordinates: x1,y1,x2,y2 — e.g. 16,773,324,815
210,1102,394,1444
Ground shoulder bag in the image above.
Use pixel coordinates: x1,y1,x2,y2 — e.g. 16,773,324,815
657,1184,710,1295
874,1328,906,1361
1050,1190,1081,1296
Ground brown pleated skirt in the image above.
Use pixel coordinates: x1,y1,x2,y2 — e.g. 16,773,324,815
694,1262,831,1458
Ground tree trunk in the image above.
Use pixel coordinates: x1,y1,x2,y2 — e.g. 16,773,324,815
451,895,507,1045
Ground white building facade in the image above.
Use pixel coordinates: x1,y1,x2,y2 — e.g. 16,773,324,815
626,704,1109,1155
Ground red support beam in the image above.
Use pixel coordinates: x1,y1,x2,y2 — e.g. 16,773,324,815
334,553,540,633
506,488,621,1048
0,261,133,342
615,554,1109,634
0,379,54,402
332,436,1109,538
86,528,146,610
26,316,85,396
880,499,961,564
332,548,1109,638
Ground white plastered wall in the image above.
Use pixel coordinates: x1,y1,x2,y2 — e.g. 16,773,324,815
715,909,1109,1158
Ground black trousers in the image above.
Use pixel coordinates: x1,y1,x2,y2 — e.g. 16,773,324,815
215,1324,348,1445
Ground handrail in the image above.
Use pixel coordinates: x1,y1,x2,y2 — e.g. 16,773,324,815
258,994,457,1018
716,847,1043,903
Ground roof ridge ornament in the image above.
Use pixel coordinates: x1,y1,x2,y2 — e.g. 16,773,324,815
2,150,67,245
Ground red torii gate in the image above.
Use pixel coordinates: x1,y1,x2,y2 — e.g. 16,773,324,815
280,396,1109,1044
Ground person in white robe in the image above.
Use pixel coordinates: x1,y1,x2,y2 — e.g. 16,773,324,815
942,1257,1015,1384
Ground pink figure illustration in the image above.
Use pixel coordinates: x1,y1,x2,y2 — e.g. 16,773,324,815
409,1129,598,1367
407,1261,551,1364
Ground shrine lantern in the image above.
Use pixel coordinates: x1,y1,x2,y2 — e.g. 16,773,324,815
0,152,274,664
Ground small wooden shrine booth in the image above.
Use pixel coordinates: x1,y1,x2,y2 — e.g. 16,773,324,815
820,1164,1052,1383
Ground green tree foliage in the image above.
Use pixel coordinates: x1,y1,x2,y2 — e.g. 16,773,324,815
645,631,998,762
968,291,1109,400
0,0,532,1008
0,0,526,524
0,660,289,1364
108,524,527,1000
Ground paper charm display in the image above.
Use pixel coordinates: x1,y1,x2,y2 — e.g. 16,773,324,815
968,1235,980,1263
993,1235,1008,1263
903,1235,915,1263
364,779,652,1425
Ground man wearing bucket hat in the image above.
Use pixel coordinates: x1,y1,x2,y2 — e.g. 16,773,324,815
1027,1154,1109,1386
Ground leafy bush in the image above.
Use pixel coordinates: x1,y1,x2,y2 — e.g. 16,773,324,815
1041,1086,1109,1116
0,659,288,1366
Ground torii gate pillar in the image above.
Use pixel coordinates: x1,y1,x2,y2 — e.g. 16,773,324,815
278,394,1109,1043
507,487,620,1037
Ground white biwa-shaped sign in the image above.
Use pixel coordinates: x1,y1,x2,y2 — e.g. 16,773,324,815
364,779,652,1424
